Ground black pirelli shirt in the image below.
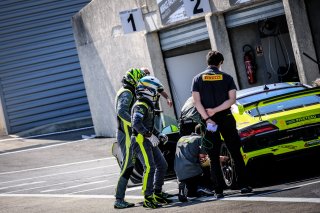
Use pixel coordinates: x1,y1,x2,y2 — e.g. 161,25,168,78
191,67,237,115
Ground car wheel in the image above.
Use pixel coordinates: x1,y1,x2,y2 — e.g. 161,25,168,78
112,141,143,184
129,159,143,184
111,142,123,167
220,142,237,188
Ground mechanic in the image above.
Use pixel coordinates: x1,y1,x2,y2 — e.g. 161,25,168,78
191,50,253,198
114,68,149,209
131,76,173,209
174,124,214,202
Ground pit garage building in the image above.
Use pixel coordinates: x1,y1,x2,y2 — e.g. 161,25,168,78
0,0,92,136
72,0,320,137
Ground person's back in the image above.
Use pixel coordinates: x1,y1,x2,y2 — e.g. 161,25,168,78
174,134,203,181
192,50,253,198
192,68,236,115
174,132,214,202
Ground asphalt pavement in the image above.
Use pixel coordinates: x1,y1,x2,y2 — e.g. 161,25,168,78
0,127,320,213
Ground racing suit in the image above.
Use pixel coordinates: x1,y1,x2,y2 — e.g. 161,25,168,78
115,85,135,200
131,98,168,196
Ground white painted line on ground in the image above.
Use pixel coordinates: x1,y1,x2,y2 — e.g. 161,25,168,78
42,180,109,193
0,193,143,199
283,179,320,191
81,135,96,139
0,165,118,185
0,157,116,175
126,180,176,192
254,180,320,197
198,196,320,204
70,184,116,194
0,138,90,156
165,189,178,193
0,194,319,204
0,181,45,190
4,173,119,194
0,126,94,143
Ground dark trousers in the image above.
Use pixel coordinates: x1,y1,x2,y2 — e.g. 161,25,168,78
202,114,249,194
180,174,204,197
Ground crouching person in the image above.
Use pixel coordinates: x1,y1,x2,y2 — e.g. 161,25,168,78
174,125,214,202
131,76,173,209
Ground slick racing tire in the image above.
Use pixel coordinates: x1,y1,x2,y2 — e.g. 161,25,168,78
111,141,143,184
129,160,143,184
220,142,237,188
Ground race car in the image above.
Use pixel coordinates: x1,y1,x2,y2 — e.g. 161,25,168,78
222,82,320,187
112,82,320,187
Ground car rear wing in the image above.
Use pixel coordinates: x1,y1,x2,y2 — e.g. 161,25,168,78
237,86,320,115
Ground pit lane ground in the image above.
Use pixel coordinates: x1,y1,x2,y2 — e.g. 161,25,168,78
0,127,319,213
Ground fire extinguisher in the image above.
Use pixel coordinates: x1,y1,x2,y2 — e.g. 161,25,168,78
243,45,257,84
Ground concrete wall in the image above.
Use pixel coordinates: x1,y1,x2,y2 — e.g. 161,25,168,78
205,14,239,88
283,0,319,84
305,0,320,71
72,0,175,137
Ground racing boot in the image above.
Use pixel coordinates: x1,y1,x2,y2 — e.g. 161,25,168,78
143,194,162,209
114,199,135,209
154,191,173,204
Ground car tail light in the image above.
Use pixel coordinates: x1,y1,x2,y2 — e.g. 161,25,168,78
239,122,278,139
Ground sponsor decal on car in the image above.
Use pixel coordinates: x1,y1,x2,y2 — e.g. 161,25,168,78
279,144,298,150
285,114,320,125
305,139,320,147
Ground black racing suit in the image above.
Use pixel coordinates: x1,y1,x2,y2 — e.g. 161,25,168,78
131,98,168,196
115,85,135,200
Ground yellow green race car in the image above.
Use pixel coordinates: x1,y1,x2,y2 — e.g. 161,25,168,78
219,82,320,187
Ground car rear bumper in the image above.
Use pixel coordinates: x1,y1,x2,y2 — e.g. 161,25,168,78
244,142,320,167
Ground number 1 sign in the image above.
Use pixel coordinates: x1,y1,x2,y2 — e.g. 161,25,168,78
183,0,211,17
119,8,145,34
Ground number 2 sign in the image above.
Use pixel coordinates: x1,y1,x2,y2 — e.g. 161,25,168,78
183,0,211,17
119,8,145,34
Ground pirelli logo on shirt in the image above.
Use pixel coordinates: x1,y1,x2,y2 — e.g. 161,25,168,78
202,74,223,81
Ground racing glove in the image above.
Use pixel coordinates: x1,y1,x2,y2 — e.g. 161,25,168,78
147,134,160,147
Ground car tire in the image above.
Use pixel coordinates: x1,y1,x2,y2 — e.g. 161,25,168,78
220,142,237,188
129,159,143,184
112,142,123,167
112,141,144,184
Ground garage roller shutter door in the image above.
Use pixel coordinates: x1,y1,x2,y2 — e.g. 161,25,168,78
225,0,284,28
0,0,91,133
159,20,209,51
